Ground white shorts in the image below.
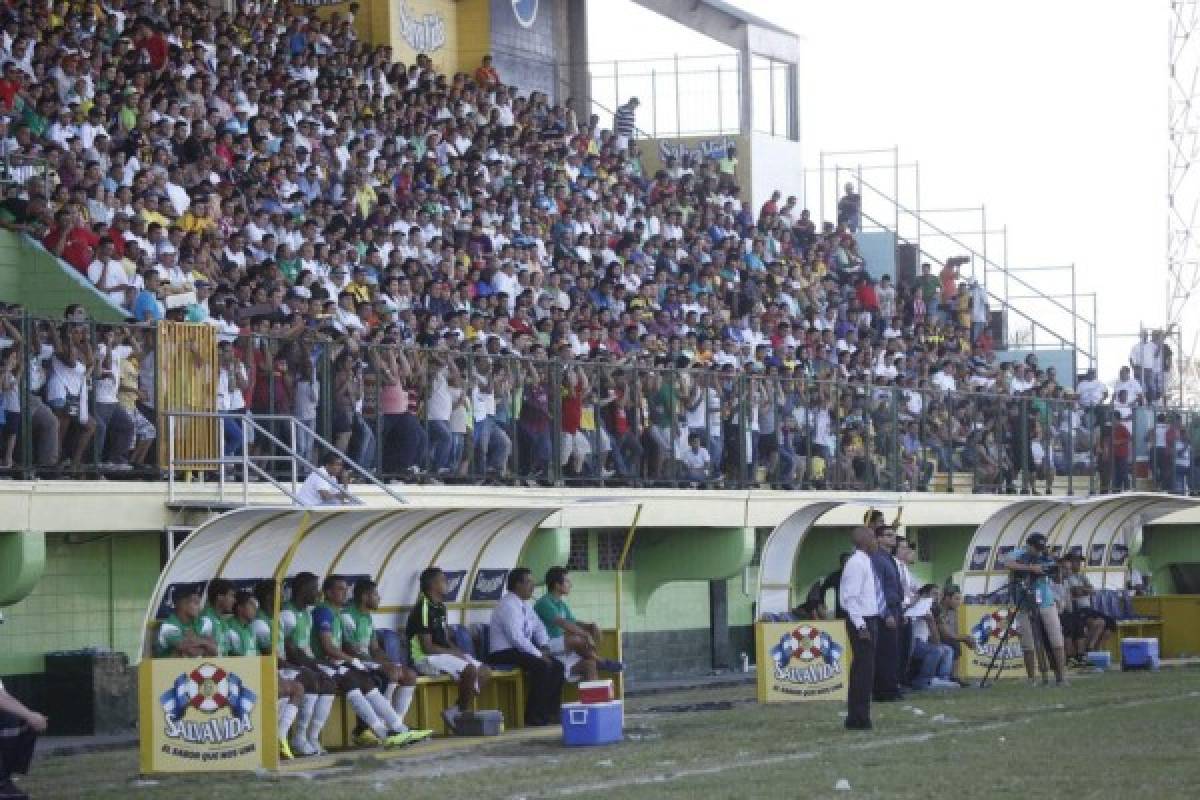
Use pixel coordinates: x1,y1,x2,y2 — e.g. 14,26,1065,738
548,635,583,683
561,431,591,463
416,653,481,679
278,668,299,681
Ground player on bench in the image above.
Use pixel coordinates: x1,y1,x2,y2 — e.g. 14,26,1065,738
225,588,305,761
154,583,219,657
341,578,432,743
276,574,338,756
407,567,492,733
200,578,237,655
534,567,625,682
312,575,422,747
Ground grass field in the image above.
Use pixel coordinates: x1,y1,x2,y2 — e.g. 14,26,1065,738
22,666,1200,800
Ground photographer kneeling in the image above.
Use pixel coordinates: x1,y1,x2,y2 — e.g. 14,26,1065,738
1003,533,1069,687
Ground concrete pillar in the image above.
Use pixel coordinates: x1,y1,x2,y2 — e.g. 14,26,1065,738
738,47,754,136
563,0,591,114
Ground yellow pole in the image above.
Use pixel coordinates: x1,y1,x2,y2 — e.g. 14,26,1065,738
614,504,643,660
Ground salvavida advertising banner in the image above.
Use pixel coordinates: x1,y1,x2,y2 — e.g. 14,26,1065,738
139,656,278,773
959,604,1025,679
755,621,851,703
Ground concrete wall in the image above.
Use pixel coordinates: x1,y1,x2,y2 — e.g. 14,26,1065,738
748,131,802,215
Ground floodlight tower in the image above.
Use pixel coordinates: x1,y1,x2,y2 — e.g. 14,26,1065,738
1168,0,1200,405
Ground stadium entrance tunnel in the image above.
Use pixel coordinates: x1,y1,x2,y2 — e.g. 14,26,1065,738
137,503,638,773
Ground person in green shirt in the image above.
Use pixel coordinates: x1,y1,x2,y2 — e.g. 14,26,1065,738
533,567,624,682
227,590,304,762
155,583,218,658
311,575,417,748
200,579,236,657
341,579,431,744
279,572,336,756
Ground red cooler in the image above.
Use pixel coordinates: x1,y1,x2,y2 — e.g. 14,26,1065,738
578,679,614,704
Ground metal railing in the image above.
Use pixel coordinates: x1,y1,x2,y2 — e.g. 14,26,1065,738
165,411,406,507
1,315,1192,498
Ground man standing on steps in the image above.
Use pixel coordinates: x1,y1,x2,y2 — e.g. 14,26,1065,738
870,525,905,702
613,97,639,152
840,526,883,730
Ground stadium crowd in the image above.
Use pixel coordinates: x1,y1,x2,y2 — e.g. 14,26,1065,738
0,0,1190,494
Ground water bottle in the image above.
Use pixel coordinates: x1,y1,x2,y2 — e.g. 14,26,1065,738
739,652,750,673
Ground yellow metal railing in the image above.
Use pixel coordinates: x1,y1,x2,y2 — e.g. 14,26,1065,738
156,322,218,469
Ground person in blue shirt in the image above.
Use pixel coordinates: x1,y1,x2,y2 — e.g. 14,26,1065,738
131,270,163,322
1004,532,1068,686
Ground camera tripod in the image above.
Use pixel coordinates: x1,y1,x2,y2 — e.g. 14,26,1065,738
979,582,1057,688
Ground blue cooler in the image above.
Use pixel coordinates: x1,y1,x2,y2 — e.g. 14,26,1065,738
1120,637,1160,670
561,700,623,746
1085,651,1111,670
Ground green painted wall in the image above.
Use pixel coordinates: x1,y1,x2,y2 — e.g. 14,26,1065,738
0,530,46,605
0,230,125,320
924,525,977,588
0,532,160,676
1143,524,1200,593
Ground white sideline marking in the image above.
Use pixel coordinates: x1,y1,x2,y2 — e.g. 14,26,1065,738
525,690,1199,798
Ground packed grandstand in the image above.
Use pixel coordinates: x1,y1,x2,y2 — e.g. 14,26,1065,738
0,0,1188,494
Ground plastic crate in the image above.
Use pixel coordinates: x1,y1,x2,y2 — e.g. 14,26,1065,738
561,700,623,746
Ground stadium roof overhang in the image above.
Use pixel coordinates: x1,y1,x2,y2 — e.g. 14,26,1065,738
960,493,1200,598
139,503,638,660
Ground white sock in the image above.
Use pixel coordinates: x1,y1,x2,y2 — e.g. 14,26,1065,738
347,688,387,740
366,688,407,733
277,700,299,742
392,685,415,724
384,682,398,706
308,694,335,746
294,694,318,745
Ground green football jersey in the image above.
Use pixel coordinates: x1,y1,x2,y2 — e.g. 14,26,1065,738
280,602,315,659
224,617,258,657
199,606,228,656
340,605,375,656
253,612,282,658
155,612,215,657
311,601,344,658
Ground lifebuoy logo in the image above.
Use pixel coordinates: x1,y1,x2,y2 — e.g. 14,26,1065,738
770,625,844,684
512,0,538,28
159,663,257,745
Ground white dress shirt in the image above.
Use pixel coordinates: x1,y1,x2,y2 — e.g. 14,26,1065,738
489,591,549,658
840,550,881,630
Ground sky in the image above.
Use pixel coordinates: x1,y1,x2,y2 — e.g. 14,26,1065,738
587,0,1166,379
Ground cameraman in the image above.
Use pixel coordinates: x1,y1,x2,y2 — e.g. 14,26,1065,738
1004,533,1068,686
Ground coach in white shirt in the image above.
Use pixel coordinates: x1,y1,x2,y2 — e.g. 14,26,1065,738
840,526,882,730
486,568,565,725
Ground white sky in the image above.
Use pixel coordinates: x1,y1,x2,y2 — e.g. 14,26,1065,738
587,0,1166,378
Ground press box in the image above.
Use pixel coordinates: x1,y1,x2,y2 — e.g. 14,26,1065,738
561,700,623,746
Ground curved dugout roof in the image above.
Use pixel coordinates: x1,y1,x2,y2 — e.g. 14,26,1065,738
139,505,638,659
960,493,1200,598
756,501,845,616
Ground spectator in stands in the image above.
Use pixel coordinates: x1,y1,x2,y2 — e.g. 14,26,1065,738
407,567,492,734
474,55,501,88
296,451,353,506
614,97,639,152
487,567,565,726
0,676,46,800
837,183,861,232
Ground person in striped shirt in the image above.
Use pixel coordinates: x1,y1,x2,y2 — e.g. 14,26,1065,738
614,97,639,152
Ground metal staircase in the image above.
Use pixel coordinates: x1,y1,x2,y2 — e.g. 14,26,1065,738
163,411,406,510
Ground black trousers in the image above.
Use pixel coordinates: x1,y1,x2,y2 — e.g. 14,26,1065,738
898,619,914,684
0,711,37,781
486,649,565,725
873,613,902,699
845,617,878,727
